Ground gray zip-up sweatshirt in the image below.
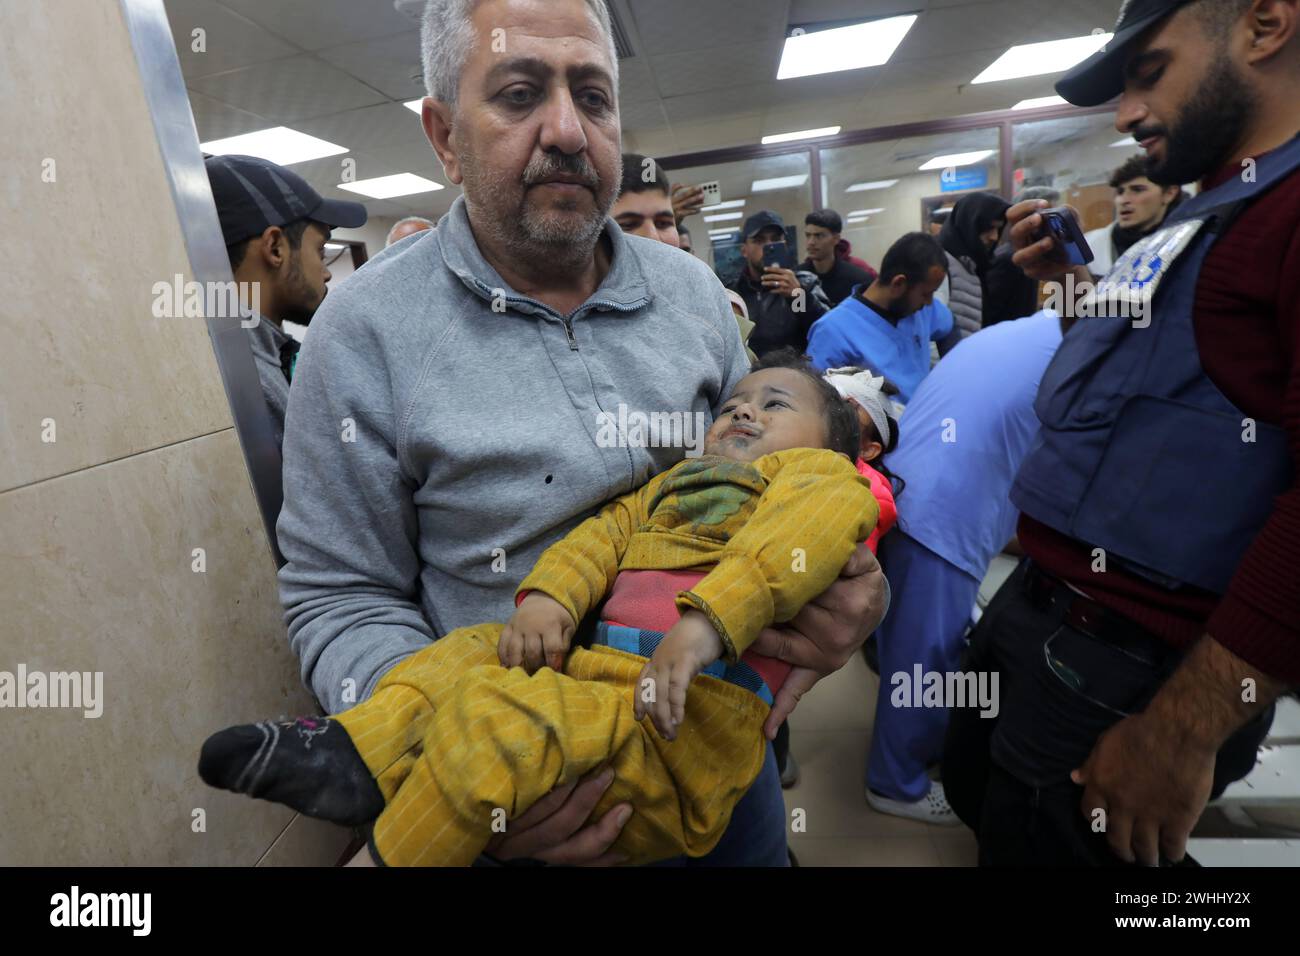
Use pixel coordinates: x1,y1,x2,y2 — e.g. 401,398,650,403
245,314,292,451
277,196,750,713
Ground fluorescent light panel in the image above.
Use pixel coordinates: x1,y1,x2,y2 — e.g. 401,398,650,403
777,15,918,80
972,34,1112,84
1110,137,1138,148
847,208,884,217
1012,95,1067,110
703,212,743,222
701,199,746,211
846,179,898,192
337,173,444,199
200,126,348,166
403,99,424,113
761,126,841,145
751,174,809,192
919,150,994,171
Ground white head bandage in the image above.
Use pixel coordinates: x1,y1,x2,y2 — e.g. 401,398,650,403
824,367,893,447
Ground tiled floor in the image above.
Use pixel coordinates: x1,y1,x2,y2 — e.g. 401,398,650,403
782,647,979,866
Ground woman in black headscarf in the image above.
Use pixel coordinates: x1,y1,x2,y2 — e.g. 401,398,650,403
936,191,1011,340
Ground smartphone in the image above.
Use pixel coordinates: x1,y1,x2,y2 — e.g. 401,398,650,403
699,181,721,207
1040,206,1094,266
762,240,795,270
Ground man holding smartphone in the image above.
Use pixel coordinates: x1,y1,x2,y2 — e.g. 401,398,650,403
726,210,830,357
944,0,1300,867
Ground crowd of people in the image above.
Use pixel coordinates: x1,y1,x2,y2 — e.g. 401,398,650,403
198,0,1297,868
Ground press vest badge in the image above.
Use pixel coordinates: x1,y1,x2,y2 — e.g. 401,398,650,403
1088,218,1206,324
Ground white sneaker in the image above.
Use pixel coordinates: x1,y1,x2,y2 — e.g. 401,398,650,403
866,781,962,826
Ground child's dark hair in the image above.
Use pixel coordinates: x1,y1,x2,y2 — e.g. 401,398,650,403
825,365,907,497
749,348,860,459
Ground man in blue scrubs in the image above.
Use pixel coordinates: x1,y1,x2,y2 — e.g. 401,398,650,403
866,311,1064,823
806,232,955,402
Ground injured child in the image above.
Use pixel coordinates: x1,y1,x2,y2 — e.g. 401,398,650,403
199,349,880,866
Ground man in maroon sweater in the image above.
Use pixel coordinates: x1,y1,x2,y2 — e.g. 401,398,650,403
944,0,1300,866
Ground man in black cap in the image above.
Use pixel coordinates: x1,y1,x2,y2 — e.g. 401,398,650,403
204,153,367,450
945,0,1300,867
726,210,829,357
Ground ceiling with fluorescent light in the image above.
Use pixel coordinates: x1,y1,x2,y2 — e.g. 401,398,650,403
164,0,1126,228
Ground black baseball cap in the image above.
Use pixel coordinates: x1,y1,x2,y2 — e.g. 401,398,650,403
204,153,368,247
1056,0,1195,106
742,209,785,241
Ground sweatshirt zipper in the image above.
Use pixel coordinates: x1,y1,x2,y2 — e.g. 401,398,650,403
474,274,585,350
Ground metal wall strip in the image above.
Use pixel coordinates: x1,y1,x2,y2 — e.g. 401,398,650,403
118,0,286,567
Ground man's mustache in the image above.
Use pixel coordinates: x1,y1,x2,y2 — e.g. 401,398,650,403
1131,124,1168,142
522,154,600,191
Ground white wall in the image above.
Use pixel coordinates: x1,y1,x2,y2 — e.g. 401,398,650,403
334,215,400,262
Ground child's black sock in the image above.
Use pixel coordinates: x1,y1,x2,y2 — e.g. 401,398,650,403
199,717,384,826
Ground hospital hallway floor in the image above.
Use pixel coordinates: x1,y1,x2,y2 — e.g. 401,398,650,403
781,645,978,866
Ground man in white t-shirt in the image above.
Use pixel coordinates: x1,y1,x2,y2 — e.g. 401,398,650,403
1084,153,1184,277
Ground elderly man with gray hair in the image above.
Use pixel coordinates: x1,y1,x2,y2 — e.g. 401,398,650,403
277,0,888,868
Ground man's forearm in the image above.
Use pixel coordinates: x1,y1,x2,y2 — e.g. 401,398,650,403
1145,635,1287,752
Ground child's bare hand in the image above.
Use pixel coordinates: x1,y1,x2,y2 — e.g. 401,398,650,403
500,593,576,674
634,610,724,740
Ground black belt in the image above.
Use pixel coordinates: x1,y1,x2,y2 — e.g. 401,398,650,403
1021,561,1174,667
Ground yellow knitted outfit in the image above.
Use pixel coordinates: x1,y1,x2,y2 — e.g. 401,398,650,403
334,448,878,866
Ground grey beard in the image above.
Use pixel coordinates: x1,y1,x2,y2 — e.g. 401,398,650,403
461,149,614,275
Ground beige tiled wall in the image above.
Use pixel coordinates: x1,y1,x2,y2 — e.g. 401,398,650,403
0,0,351,865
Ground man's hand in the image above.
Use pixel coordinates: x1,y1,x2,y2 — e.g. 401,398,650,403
671,184,706,224
499,592,575,673
761,266,800,299
634,609,724,740
1072,634,1285,865
1072,710,1215,865
751,543,889,738
1006,198,1092,287
484,764,632,866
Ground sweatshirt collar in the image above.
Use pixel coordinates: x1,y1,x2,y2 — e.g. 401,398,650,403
245,312,288,361
437,194,652,317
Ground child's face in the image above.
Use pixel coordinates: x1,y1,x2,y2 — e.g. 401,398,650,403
705,368,830,462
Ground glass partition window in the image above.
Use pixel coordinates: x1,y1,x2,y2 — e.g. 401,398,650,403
665,152,814,284
1012,113,1139,234
818,127,1001,271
